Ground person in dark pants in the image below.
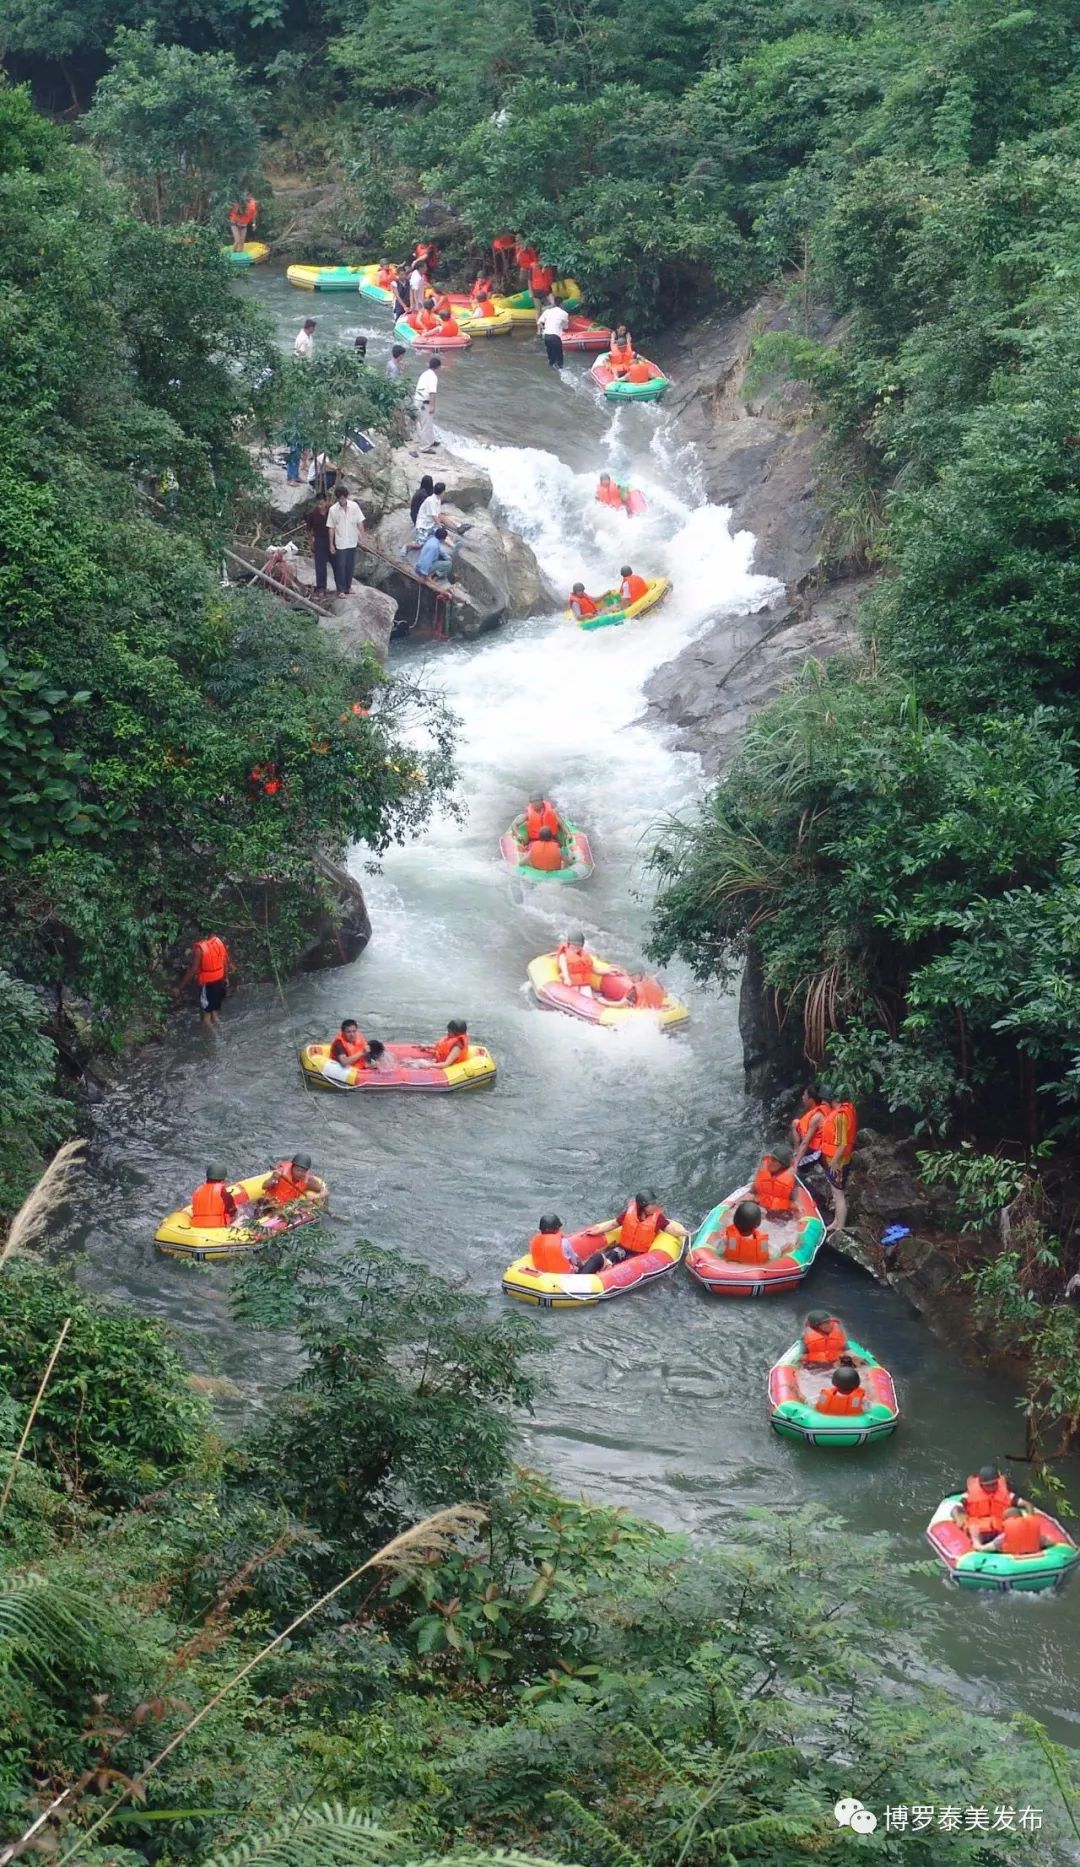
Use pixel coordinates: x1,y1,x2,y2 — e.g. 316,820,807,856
326,485,365,597
536,296,569,368
303,493,333,596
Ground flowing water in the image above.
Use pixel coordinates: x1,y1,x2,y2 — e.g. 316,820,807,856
70,273,1080,1746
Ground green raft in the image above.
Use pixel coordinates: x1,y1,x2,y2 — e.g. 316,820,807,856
500,819,594,882
927,1496,1080,1593
767,1338,899,1447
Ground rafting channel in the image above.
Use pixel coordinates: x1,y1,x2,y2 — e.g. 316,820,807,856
71,271,1080,1741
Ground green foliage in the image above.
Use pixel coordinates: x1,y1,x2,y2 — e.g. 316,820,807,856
269,348,407,458
84,27,262,225
0,973,69,1211
0,1260,207,1503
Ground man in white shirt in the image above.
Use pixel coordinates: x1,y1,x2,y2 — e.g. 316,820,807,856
536,297,569,369
409,263,426,309
412,356,441,453
413,479,468,544
293,318,317,359
325,485,365,596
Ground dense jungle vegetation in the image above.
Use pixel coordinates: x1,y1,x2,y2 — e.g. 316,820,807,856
1,1226,1077,1864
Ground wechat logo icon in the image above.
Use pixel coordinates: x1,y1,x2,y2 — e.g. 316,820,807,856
834,1797,879,1835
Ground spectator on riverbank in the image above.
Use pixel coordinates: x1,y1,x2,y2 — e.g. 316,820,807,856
412,356,441,453
326,485,365,596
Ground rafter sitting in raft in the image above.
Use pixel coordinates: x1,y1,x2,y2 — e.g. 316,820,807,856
573,1192,685,1273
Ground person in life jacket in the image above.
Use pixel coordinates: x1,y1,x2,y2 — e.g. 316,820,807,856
556,933,597,993
625,974,666,1009
596,473,628,510
177,934,230,1026
471,274,495,302
491,232,518,283
752,1145,797,1217
722,1198,770,1265
519,794,562,844
376,259,396,291
404,1019,470,1069
953,1465,1018,1544
528,1213,582,1275
816,1362,866,1416
260,1152,326,1206
415,305,440,334
335,1037,389,1083
228,193,258,250
436,309,460,337
791,1083,858,1232
987,1507,1056,1558
569,581,600,621
608,325,634,374
525,826,565,871
577,1192,680,1274
802,1309,848,1364
625,361,653,384
190,1166,243,1230
618,566,649,606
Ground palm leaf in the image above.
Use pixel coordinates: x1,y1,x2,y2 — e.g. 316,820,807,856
0,1571,105,1680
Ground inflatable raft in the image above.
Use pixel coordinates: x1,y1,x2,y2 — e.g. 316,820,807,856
224,242,269,269
500,818,594,882
503,1221,684,1308
570,578,670,631
527,950,688,1029
597,483,648,516
154,1173,326,1264
357,263,393,305
562,315,612,352
768,1338,899,1446
927,1498,1080,1593
686,1181,825,1296
299,1040,495,1092
393,316,472,350
591,355,670,402
494,279,584,323
287,264,371,292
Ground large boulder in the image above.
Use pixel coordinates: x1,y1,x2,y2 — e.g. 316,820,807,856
503,529,561,618
300,852,373,970
255,451,314,528
369,502,549,636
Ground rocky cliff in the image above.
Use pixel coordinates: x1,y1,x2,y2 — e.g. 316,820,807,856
645,293,864,771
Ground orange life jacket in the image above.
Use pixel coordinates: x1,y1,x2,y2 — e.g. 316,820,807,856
264,1161,311,1204
596,481,625,508
625,361,652,384
819,1100,858,1168
515,245,538,269
620,574,648,605
530,265,554,295
632,976,665,1008
229,196,257,226
417,310,439,333
528,839,563,871
191,1180,231,1228
376,266,396,289
816,1384,866,1416
439,317,460,336
331,1030,367,1062
433,1033,467,1064
999,1513,1044,1557
794,1108,818,1142
557,942,594,987
964,1474,1012,1529
526,801,560,840
475,298,496,317
194,936,228,984
569,591,599,618
472,276,495,298
802,1321,848,1364
752,1163,796,1213
723,1225,769,1264
492,233,518,252
619,1203,662,1254
530,1231,573,1273
609,341,633,370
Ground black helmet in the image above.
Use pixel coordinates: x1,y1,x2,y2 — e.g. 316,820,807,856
206,1166,226,1184
978,1463,1000,1485
806,1309,832,1329
291,1152,312,1171
539,1213,562,1232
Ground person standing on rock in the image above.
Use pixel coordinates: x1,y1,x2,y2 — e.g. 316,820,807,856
537,296,569,369
326,484,365,597
412,356,441,453
303,492,333,598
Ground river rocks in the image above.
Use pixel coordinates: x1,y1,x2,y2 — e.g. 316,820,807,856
369,500,551,636
298,852,373,970
256,452,314,527
643,576,867,774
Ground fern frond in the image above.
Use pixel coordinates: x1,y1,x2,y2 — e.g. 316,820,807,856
0,1571,105,1680
200,1811,575,1867
545,1792,645,1867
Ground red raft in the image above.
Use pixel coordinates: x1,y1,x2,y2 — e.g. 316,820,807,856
685,1180,826,1296
562,315,612,352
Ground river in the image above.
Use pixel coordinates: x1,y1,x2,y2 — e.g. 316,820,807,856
71,270,1080,1747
